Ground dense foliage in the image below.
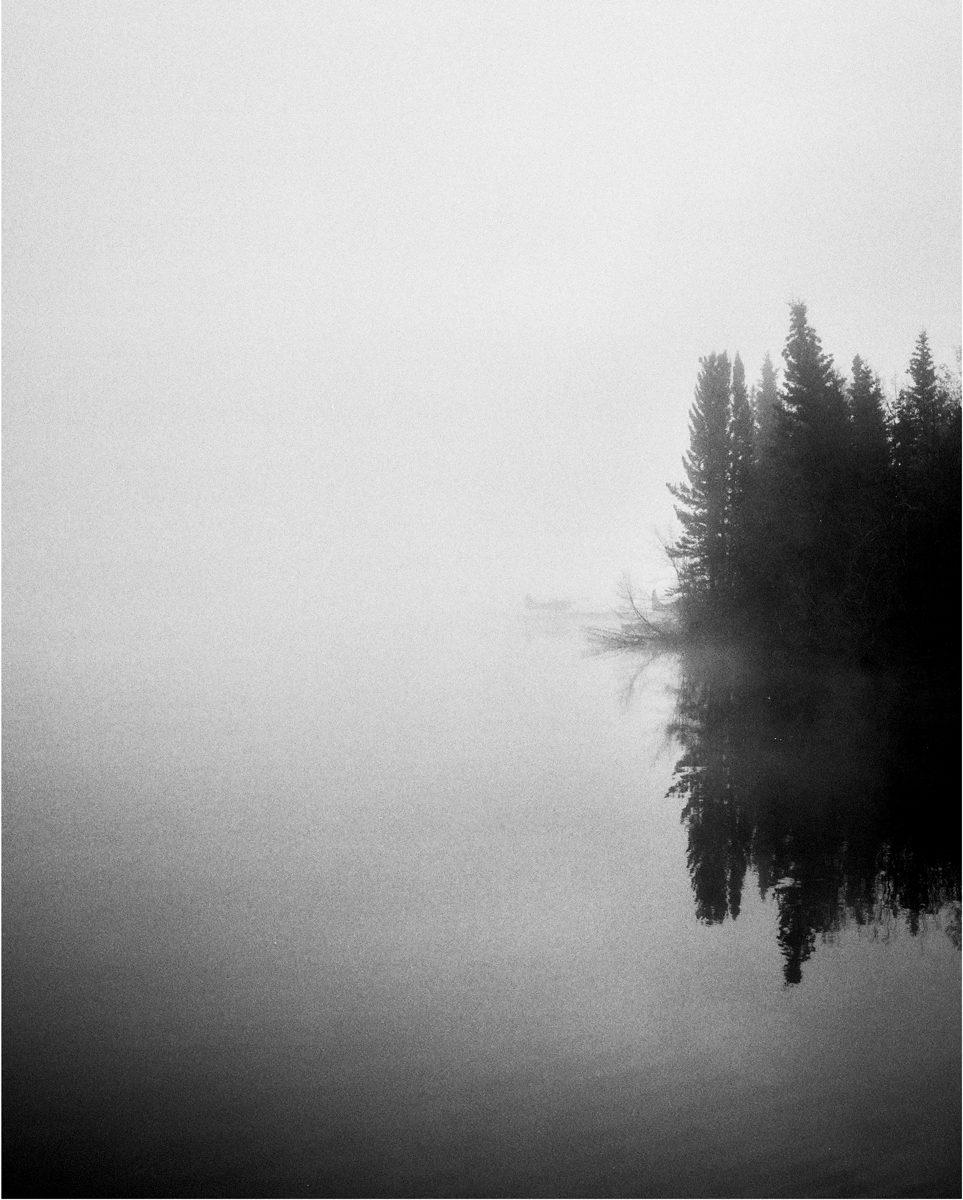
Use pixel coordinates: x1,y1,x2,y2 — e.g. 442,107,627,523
661,306,961,982
668,303,961,663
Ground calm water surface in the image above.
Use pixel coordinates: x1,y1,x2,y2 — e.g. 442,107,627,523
4,608,959,1197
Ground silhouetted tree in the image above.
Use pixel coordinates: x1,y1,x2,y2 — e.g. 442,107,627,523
769,302,854,643
848,356,890,481
752,352,780,461
727,353,754,606
893,331,941,473
890,332,961,653
844,355,893,643
668,353,733,623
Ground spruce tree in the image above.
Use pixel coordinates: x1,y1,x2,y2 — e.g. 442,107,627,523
846,356,893,638
780,302,850,457
727,353,755,604
893,331,945,476
773,302,853,641
891,332,961,652
849,356,889,481
752,352,780,462
668,352,733,619
737,351,786,634
729,354,754,509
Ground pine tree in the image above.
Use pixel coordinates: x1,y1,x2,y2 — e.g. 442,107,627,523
727,353,755,604
752,352,780,462
729,354,754,510
848,356,889,481
891,332,961,651
893,331,946,477
668,352,733,617
736,351,786,634
772,302,853,640
845,356,893,638
780,302,850,458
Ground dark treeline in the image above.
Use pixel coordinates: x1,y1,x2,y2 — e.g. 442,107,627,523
660,303,960,981
668,302,961,663
668,644,960,985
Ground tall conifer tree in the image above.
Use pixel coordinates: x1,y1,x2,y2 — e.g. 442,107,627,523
893,331,945,476
729,354,754,509
891,332,961,649
752,352,780,462
668,353,733,613
846,356,893,634
727,353,754,603
848,356,890,496
780,302,850,458
774,302,853,639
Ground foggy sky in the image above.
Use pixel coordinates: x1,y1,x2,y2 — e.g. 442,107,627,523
5,0,961,627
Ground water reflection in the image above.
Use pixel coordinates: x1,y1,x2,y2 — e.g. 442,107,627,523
666,646,961,984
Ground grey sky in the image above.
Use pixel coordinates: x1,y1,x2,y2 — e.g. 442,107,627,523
5,0,960,621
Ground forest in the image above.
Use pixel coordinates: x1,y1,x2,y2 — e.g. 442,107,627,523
665,302,961,664
652,304,962,982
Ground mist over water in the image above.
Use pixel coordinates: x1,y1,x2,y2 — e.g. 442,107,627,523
5,1,961,1195
4,604,959,1197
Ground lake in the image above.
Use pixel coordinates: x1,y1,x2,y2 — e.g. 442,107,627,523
3,605,960,1197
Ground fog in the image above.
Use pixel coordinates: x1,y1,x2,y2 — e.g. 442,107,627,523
5,0,961,639
5,9,962,1194
6,599,958,1196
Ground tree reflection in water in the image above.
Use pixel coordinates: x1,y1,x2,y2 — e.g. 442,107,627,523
667,645,961,984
